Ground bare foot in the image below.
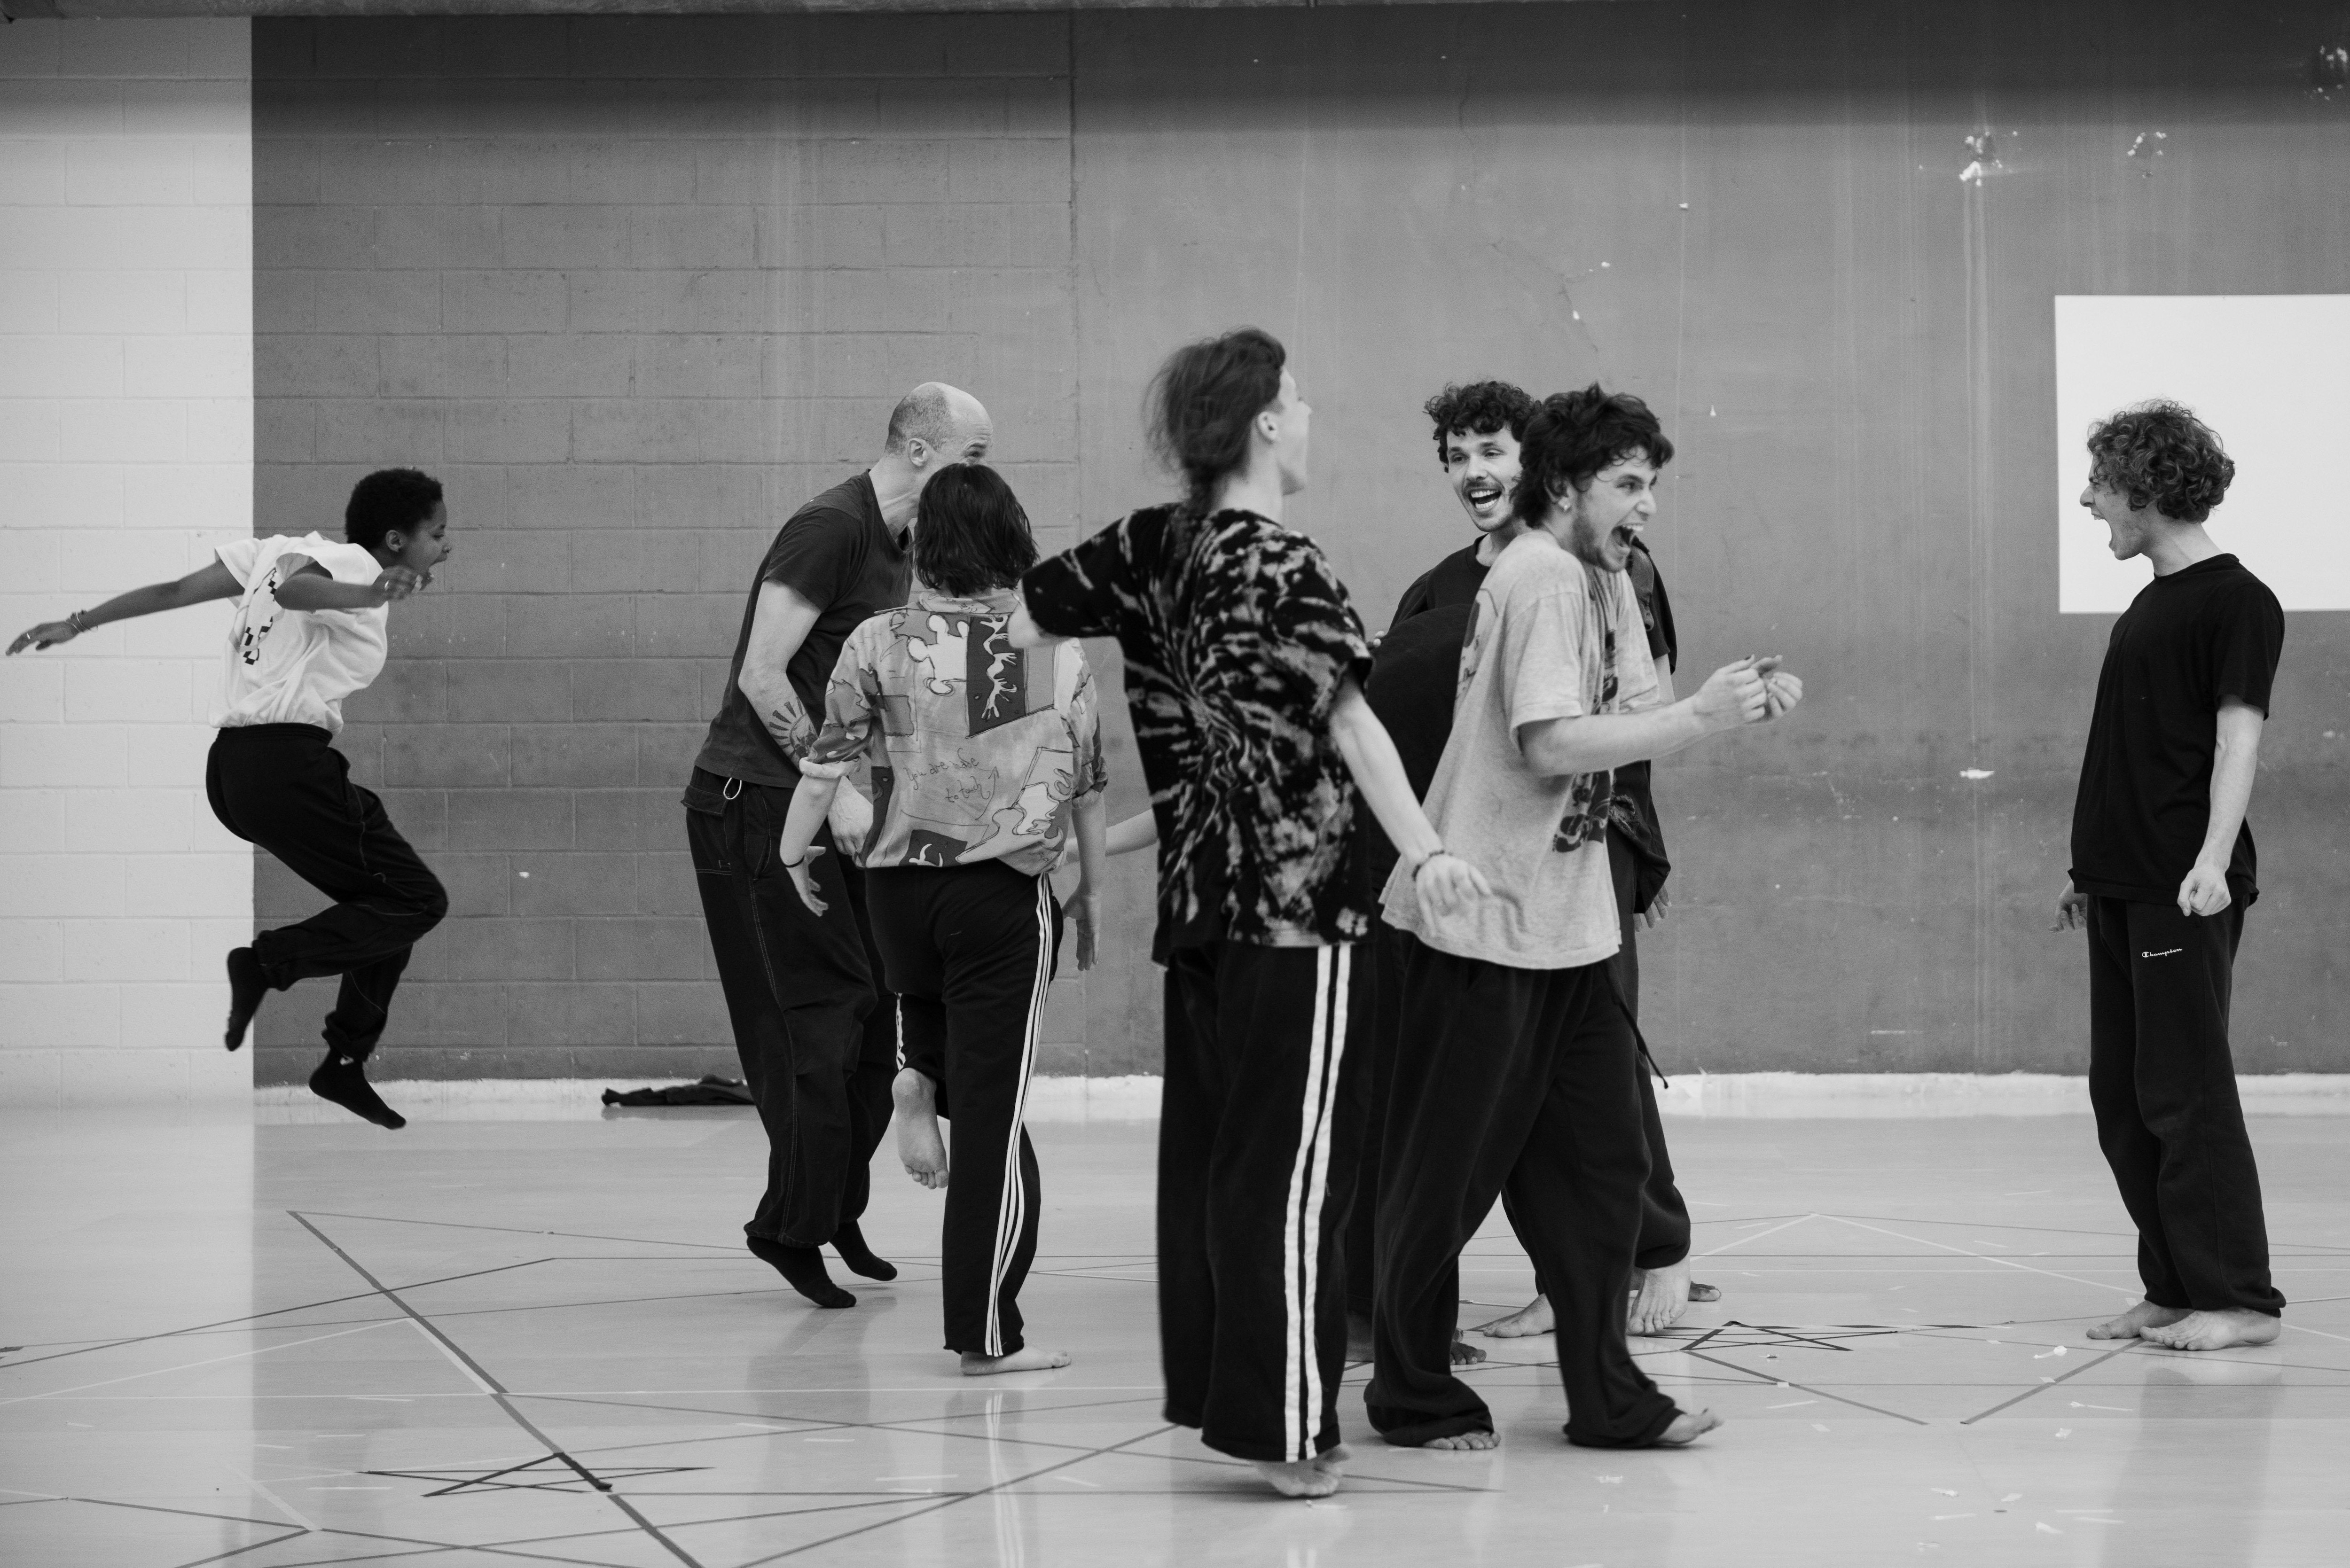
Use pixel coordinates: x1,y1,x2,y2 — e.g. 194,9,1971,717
1253,1458,1342,1498
1652,1408,1723,1446
1629,1259,1695,1337
1308,1443,1352,1478
1451,1331,1487,1365
1475,1295,1553,1338
2139,1309,2281,1352
892,1069,948,1189
1690,1282,1722,1303
2087,1299,2190,1340
1425,1429,1500,1451
961,1347,1072,1376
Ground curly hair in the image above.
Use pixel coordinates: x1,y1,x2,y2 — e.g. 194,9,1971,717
1423,381,1535,466
912,463,1037,597
2085,400,2235,523
1146,327,1286,517
1510,385,1674,528
345,468,444,551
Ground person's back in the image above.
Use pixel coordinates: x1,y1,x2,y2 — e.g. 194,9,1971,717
777,461,1106,1377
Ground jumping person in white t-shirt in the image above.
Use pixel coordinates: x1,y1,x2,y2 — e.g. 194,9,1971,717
9,469,455,1128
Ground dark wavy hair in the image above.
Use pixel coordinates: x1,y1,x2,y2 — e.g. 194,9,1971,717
1510,385,1675,528
1147,327,1286,516
345,468,444,551
913,463,1037,597
1423,381,1535,465
2086,400,2235,523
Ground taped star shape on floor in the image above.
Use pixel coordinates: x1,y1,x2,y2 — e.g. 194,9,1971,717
1665,1320,1918,1354
365,1456,707,1497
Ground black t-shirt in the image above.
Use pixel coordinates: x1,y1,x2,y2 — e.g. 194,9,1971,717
689,472,909,790
1393,541,1489,621
1021,505,1375,962
1363,602,1475,883
2069,554,2284,906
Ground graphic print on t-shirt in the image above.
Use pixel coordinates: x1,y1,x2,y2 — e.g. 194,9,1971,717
1551,606,1620,853
804,591,1106,877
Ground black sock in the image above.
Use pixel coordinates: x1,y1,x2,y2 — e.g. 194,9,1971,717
224,948,268,1053
830,1220,897,1281
746,1235,854,1309
308,1052,406,1130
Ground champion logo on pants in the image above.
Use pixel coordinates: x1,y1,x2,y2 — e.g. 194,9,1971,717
2139,948,2184,959
1279,944,1350,1462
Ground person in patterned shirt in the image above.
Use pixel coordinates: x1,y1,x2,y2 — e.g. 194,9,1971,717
1008,328,1488,1500
1367,386,1800,1455
774,463,1108,1379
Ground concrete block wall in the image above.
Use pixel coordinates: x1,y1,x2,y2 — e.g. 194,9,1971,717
0,18,254,1106
249,15,1121,1085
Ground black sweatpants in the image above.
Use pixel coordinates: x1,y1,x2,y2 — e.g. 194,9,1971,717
867,862,1061,1357
2085,895,2284,1317
1161,939,1368,1464
1505,827,1693,1285
1368,935,1681,1449
205,724,447,1061
685,771,896,1250
1343,918,1412,1319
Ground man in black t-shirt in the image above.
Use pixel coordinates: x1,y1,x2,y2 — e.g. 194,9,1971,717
2056,401,2286,1353
683,382,994,1311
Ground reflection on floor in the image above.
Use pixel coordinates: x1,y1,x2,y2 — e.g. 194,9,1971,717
2,1106,2345,1567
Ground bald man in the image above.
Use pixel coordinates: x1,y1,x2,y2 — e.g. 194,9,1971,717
685,383,995,1308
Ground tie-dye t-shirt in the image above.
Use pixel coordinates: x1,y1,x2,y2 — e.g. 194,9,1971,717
1020,506,1375,962
801,589,1107,877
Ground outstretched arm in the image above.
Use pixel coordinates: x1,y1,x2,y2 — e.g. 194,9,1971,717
8,559,242,653
1326,676,1491,917
1519,658,1802,777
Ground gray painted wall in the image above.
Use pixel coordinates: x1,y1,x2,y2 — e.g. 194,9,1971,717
252,4,2350,1086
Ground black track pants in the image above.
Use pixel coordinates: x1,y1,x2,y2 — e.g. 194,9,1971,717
1160,940,1367,1464
1343,920,1412,1319
867,863,1060,1357
2085,896,2284,1317
1508,828,1693,1285
1368,936,1680,1450
205,724,447,1061
685,772,896,1249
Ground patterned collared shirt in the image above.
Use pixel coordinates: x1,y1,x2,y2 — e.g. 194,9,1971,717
802,588,1106,877
1020,505,1374,961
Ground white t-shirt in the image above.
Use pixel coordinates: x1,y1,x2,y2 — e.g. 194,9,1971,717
212,532,388,735
1381,529,1658,970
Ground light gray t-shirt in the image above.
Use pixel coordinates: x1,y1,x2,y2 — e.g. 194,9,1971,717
1381,529,1658,970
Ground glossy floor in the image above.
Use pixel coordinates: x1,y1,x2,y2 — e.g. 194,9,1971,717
3,1105,2345,1567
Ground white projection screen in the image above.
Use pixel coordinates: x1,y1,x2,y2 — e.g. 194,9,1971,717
2053,294,2350,614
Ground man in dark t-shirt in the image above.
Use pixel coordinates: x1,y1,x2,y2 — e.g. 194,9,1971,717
2056,400,2286,1353
682,382,994,1311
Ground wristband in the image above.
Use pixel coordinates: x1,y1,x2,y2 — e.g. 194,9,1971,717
779,850,807,870
67,610,91,635
1410,847,1448,878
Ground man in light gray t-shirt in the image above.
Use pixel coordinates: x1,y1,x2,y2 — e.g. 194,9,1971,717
1364,385,1801,1455
1380,529,1655,967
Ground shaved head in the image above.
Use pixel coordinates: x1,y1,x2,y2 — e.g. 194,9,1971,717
885,382,989,458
